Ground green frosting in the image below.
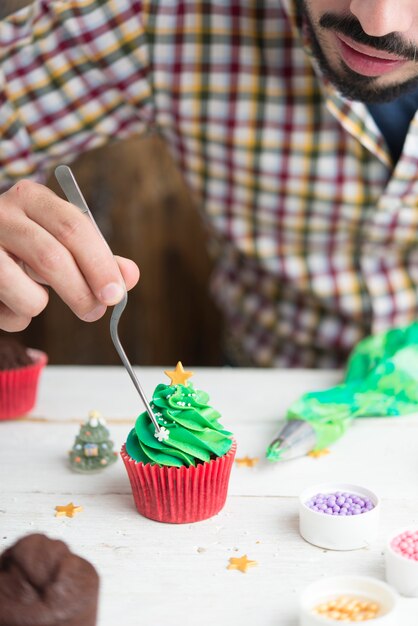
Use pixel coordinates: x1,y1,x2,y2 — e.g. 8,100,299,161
125,381,233,467
285,322,418,450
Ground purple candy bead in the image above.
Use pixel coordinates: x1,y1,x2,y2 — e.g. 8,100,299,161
306,490,375,516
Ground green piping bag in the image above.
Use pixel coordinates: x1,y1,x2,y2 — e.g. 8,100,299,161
266,322,418,462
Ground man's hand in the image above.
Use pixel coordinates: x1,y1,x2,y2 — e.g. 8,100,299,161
0,180,140,331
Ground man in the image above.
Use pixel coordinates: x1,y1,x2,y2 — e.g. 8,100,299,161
0,0,417,367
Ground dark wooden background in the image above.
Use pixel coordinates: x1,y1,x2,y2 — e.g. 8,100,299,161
14,137,223,366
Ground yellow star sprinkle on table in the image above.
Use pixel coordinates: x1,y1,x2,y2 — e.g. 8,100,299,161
235,456,259,467
227,554,258,573
55,502,83,518
164,361,193,385
307,448,330,459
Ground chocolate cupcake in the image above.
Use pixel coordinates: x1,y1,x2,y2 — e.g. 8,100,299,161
0,337,47,420
0,533,99,626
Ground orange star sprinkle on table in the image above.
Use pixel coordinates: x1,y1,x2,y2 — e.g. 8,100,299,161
235,456,259,467
227,554,258,573
307,448,330,459
164,361,193,386
55,502,83,518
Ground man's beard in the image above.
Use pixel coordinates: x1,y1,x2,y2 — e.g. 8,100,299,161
295,0,418,103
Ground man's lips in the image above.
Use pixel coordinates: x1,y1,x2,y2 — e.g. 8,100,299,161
335,33,408,76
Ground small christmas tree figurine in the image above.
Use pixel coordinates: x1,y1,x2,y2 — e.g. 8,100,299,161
69,410,118,473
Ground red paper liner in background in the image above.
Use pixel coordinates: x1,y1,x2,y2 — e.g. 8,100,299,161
0,349,48,420
121,440,236,523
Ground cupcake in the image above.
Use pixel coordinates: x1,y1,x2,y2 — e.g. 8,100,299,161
121,362,236,523
0,533,99,626
0,337,47,420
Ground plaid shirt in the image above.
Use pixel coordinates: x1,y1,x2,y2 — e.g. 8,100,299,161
1,0,418,367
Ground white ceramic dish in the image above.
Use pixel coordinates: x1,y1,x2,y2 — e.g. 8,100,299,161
299,575,399,626
299,482,380,550
385,527,418,597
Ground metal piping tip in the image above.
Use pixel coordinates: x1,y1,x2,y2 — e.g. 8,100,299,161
266,419,317,462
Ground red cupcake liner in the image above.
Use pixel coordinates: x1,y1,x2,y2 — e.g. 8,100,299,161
121,440,236,523
0,349,48,420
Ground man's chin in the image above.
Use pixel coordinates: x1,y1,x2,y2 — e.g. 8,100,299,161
325,64,418,103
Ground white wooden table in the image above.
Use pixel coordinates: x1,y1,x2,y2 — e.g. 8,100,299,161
1,366,418,625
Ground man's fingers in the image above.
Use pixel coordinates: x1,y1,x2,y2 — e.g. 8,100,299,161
0,253,47,332
0,250,49,318
2,216,109,321
0,181,140,325
115,256,140,291
0,304,33,332
4,181,126,306
20,263,48,285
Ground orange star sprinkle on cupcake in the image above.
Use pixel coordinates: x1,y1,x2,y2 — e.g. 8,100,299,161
235,456,259,467
307,448,330,459
55,502,83,518
227,554,257,573
164,361,193,385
